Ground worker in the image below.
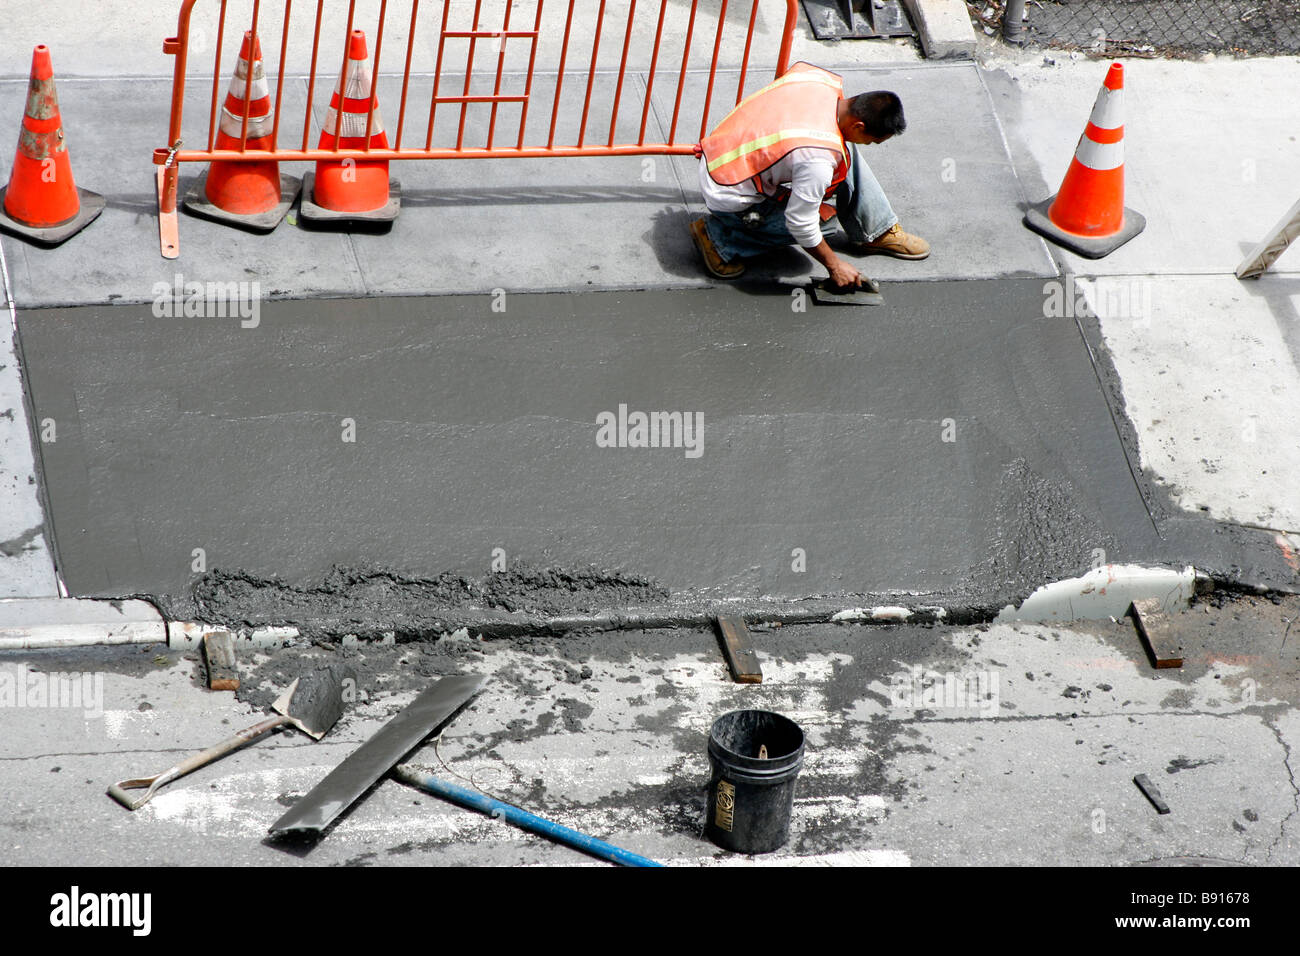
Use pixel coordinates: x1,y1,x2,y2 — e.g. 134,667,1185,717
690,62,928,288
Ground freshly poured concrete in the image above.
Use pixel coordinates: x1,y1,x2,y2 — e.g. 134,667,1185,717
16,280,1290,614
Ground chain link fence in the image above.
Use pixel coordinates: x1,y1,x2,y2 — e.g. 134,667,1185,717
967,0,1300,57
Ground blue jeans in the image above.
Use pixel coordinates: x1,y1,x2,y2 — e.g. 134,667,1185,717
703,146,899,262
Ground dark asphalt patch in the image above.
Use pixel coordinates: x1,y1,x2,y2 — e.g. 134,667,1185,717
14,282,1288,619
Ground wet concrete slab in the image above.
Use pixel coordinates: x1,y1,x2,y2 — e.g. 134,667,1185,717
18,278,1287,614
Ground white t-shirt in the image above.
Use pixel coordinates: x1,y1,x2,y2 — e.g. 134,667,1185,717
698,146,841,248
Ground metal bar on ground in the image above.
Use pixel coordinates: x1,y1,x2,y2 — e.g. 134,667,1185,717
1134,773,1171,814
394,766,664,867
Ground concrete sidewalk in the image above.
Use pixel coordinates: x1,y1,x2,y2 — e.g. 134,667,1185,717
0,61,1051,308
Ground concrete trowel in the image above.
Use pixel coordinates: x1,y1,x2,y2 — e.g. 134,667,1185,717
107,663,354,811
810,276,884,306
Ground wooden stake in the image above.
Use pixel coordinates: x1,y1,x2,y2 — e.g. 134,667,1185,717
714,616,762,684
203,631,240,691
1129,599,1184,669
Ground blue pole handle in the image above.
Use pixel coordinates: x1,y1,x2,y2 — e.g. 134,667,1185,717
393,765,665,868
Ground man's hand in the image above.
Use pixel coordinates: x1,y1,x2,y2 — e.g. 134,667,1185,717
807,239,863,289
827,259,863,289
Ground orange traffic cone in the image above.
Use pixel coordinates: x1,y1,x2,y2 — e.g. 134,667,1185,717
1024,62,1145,259
0,45,104,246
184,31,300,232
300,30,400,228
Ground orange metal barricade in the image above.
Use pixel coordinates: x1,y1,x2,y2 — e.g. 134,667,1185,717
154,0,800,257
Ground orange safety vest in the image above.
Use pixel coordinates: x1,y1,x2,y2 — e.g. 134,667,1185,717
699,62,850,221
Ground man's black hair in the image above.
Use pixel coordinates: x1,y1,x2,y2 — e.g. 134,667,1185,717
847,91,906,139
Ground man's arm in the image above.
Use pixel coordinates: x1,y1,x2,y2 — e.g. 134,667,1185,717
785,148,864,289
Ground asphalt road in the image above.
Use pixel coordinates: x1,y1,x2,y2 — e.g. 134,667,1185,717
0,591,1295,867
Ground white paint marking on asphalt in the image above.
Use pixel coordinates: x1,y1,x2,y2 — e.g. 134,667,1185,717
949,622,1283,717
691,849,910,867
101,709,159,740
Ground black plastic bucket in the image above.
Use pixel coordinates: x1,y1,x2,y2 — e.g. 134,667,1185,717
705,709,806,854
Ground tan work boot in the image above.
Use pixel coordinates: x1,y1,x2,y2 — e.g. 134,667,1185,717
853,222,930,260
690,218,745,279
